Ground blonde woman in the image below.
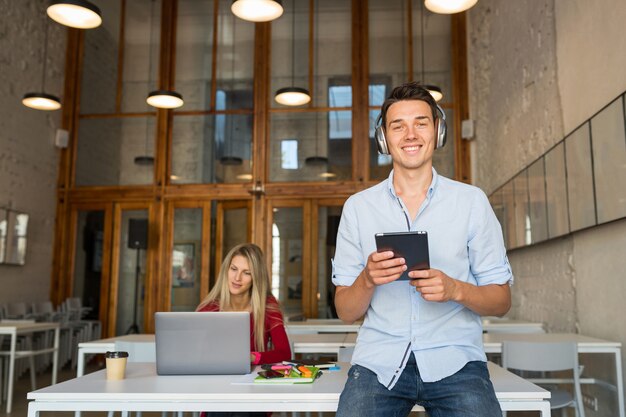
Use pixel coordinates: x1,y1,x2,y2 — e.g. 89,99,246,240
196,243,291,365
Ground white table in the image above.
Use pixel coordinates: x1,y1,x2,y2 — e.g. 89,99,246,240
484,332,625,417
28,361,550,416
76,333,154,376
285,317,544,335
0,322,60,413
292,332,624,417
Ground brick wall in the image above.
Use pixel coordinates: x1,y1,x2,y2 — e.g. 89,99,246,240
0,0,65,304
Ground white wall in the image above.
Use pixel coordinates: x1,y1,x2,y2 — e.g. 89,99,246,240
468,1,626,415
0,0,65,304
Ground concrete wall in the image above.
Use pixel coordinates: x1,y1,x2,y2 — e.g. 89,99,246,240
0,0,65,304
468,0,626,415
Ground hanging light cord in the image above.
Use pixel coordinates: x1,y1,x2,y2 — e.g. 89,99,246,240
420,0,425,84
41,16,50,91
291,2,296,86
145,0,156,157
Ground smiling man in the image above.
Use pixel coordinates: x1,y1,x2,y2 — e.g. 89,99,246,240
332,82,513,417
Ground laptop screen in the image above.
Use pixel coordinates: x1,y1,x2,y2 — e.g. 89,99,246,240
155,311,251,375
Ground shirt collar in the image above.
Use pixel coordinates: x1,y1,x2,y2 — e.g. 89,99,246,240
386,167,439,200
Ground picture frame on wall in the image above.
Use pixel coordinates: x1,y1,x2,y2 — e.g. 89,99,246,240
172,242,195,288
1,209,28,265
0,208,7,264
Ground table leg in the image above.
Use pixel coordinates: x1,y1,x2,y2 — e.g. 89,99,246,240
6,330,16,413
614,348,625,417
77,347,85,377
52,327,60,385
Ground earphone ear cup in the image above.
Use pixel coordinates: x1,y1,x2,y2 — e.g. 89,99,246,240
436,117,447,149
375,126,390,155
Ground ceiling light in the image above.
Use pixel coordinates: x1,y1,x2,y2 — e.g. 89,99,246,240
22,93,62,111
319,172,336,179
220,156,243,166
47,0,102,29
424,85,443,102
146,90,184,109
305,155,328,166
424,0,478,14
275,87,311,106
231,0,283,22
236,174,253,180
133,156,154,166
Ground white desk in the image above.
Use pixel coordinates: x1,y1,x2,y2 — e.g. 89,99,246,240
0,322,60,413
76,334,154,376
28,361,550,416
292,332,624,417
484,332,625,417
285,317,544,335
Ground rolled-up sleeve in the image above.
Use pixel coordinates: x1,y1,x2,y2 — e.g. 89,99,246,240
332,197,365,287
468,190,514,286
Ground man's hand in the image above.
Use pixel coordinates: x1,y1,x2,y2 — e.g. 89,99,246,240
364,251,407,287
408,268,460,302
408,269,512,316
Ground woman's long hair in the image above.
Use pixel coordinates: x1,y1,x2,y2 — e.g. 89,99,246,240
196,243,275,352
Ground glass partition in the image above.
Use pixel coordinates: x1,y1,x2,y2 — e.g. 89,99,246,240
271,206,304,319
527,158,548,243
591,97,626,223
565,125,596,232
171,208,203,312
76,117,156,186
544,142,569,238
171,114,252,184
489,92,626,248
269,111,350,182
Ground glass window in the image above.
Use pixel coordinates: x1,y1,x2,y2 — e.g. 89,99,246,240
75,117,156,186
316,205,342,318
174,0,215,111
590,97,626,223
269,111,351,182
545,142,569,238
527,158,548,243
565,124,596,231
171,208,203,312
271,206,303,319
80,0,123,114
513,170,530,247
171,114,252,184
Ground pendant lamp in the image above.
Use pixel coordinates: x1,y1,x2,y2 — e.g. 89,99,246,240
146,90,184,109
47,0,102,29
419,3,443,102
22,18,61,111
424,0,478,14
145,0,184,109
231,0,283,22
275,2,310,106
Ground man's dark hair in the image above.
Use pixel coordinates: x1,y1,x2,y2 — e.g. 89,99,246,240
380,82,438,129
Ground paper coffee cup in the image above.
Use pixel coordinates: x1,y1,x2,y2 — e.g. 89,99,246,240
105,351,129,380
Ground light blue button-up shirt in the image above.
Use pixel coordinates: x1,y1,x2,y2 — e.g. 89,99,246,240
332,168,513,389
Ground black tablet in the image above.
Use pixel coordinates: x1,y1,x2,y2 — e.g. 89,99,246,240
375,231,430,281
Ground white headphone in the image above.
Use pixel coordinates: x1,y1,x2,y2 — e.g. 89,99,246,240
374,103,447,155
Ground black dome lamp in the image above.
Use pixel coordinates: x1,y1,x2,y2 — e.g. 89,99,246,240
231,0,283,22
47,0,102,29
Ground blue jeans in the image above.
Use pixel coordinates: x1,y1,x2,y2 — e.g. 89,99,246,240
336,354,501,417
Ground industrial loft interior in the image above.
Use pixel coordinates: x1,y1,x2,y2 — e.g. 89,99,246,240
1,0,625,416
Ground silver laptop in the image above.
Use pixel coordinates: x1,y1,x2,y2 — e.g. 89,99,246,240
155,311,251,375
